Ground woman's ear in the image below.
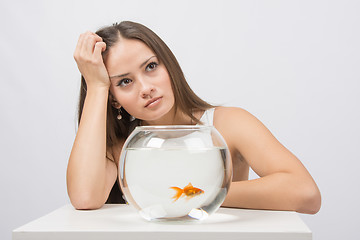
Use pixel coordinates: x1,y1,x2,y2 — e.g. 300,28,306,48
109,93,121,109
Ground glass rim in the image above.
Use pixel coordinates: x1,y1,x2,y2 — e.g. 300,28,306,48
135,125,213,131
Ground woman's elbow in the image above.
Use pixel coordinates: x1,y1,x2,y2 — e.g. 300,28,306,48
69,193,105,210
297,183,321,214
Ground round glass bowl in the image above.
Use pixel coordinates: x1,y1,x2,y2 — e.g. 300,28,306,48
119,125,232,221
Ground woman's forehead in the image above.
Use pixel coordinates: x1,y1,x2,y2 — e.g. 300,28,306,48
105,39,156,74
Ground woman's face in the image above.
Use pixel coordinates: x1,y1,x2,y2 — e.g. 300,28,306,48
105,38,175,124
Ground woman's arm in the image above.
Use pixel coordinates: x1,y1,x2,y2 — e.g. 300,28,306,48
66,32,117,210
215,107,321,214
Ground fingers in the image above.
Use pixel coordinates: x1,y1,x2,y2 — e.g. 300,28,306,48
82,33,102,57
73,31,110,88
94,42,107,57
74,31,104,61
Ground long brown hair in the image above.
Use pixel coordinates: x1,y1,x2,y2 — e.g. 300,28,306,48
77,21,214,151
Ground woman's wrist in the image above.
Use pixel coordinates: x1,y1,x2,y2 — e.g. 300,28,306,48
85,83,110,95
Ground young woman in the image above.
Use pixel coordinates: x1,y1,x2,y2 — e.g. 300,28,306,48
67,21,321,214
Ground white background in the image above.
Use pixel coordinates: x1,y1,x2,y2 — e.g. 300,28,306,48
1,0,359,239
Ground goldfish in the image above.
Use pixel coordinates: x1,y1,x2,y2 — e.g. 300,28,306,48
170,183,204,202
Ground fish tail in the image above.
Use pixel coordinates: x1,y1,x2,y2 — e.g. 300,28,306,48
170,187,183,202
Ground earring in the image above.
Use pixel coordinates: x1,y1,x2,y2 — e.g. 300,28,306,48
117,108,122,120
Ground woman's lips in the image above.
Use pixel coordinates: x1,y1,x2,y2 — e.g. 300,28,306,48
145,97,162,108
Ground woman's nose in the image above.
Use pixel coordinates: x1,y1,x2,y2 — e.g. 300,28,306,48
139,79,155,98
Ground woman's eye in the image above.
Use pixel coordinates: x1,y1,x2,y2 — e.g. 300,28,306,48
117,78,132,87
145,62,158,72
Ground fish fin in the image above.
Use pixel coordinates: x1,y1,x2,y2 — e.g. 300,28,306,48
184,183,193,189
170,187,183,202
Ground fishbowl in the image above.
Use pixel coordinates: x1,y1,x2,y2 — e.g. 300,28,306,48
118,125,232,221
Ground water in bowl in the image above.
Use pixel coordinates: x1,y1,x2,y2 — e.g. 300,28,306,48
121,147,228,221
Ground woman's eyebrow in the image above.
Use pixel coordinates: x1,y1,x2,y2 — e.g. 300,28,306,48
109,55,157,79
139,55,156,69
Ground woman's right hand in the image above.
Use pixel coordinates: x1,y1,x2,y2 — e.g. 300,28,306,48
73,31,110,89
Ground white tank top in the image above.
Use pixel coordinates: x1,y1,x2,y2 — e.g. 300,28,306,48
198,108,215,126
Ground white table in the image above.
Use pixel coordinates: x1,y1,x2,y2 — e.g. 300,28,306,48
13,204,312,240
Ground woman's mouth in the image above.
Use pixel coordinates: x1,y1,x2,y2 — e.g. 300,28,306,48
145,97,162,108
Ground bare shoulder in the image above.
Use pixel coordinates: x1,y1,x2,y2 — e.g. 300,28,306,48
213,106,271,147
214,106,261,129
214,106,251,118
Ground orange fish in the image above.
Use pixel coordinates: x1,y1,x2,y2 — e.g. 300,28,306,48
170,183,204,202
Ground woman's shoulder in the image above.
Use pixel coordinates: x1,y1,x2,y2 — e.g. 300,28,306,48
213,106,264,139
214,106,255,123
